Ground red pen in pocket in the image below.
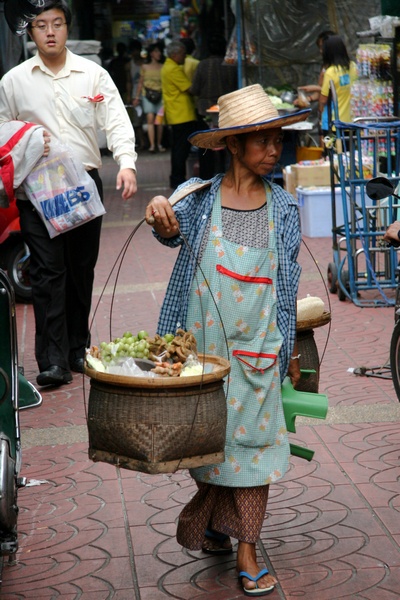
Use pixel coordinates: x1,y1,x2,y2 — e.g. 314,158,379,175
82,94,104,103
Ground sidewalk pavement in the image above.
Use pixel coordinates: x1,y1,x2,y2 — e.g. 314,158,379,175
1,149,400,599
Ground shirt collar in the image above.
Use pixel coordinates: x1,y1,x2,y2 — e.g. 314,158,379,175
30,47,85,77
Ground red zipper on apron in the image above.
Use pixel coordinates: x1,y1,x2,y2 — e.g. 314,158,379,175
216,264,273,284
232,349,278,372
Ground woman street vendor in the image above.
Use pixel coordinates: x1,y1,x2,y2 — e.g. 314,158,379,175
145,84,310,597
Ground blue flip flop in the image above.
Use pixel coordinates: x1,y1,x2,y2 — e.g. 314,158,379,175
202,528,233,555
238,568,275,596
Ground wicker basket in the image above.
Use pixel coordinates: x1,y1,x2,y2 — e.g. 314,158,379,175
85,354,230,474
296,311,331,393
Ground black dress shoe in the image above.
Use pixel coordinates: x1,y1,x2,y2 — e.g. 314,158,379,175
69,358,84,373
36,365,72,387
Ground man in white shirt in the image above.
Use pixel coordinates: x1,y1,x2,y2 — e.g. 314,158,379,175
0,0,138,387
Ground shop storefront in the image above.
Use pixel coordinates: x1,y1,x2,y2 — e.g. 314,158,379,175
69,0,233,60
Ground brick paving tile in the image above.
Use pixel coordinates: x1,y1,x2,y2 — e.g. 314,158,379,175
1,151,400,599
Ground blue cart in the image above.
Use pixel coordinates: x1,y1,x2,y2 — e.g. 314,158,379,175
326,114,400,307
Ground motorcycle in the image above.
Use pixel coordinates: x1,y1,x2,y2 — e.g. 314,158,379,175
365,176,400,401
0,268,41,564
0,200,32,302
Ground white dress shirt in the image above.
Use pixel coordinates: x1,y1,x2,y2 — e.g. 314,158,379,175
0,48,137,172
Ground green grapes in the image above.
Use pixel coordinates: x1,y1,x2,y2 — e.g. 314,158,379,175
99,331,150,364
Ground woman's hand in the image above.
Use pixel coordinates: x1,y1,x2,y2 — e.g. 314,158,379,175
288,357,301,388
288,342,301,388
146,195,179,237
43,130,51,156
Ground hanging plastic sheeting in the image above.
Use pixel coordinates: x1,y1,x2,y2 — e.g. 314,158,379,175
0,4,24,78
227,0,381,89
0,0,45,78
3,0,44,36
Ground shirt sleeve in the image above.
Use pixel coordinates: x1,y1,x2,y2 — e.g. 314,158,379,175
0,75,17,121
96,69,137,171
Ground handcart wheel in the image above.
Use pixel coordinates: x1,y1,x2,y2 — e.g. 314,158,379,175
327,262,338,294
337,270,349,302
6,242,32,302
389,319,400,402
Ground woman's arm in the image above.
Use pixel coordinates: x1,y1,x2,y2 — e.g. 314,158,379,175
318,92,328,118
287,337,301,388
133,67,145,106
318,67,331,118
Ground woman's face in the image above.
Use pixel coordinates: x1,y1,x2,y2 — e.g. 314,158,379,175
235,129,284,175
151,46,162,62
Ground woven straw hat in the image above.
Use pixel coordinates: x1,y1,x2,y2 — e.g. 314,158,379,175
189,84,310,149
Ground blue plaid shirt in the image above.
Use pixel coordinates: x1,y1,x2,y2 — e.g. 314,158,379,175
154,174,302,381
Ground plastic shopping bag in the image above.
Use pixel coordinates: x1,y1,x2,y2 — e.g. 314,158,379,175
23,140,105,238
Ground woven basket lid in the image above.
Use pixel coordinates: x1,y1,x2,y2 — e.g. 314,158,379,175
296,311,331,332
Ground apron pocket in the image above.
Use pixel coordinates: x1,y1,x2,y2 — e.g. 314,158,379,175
215,264,275,342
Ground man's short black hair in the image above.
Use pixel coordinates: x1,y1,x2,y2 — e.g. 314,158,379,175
27,0,72,30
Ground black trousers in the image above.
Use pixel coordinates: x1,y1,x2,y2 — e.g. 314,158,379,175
169,120,199,189
17,170,103,372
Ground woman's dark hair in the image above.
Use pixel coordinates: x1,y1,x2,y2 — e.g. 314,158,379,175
145,42,163,63
322,35,350,70
316,30,336,47
28,0,72,29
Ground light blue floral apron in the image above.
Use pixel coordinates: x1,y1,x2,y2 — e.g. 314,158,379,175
186,185,290,487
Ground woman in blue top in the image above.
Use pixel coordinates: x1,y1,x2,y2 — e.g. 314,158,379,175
146,84,310,597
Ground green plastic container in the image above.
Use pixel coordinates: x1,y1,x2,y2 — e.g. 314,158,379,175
281,371,328,461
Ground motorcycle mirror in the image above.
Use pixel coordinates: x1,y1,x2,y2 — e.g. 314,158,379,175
366,176,397,201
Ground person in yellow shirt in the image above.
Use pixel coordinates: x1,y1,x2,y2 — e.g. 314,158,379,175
161,40,198,189
318,35,357,132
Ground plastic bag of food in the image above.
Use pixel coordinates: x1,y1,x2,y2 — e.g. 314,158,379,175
180,354,204,377
224,27,259,66
296,89,311,108
107,357,156,378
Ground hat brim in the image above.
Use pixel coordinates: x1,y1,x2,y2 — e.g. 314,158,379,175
189,109,311,149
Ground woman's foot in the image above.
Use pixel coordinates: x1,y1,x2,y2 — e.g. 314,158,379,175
237,541,277,595
158,145,166,152
148,146,155,153
202,528,233,555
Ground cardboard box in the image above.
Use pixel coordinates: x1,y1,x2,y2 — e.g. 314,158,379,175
297,186,356,237
291,162,332,188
